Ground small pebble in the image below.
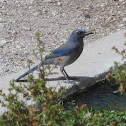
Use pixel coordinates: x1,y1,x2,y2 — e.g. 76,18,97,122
0,40,7,47
85,14,91,19
119,0,124,2
57,2,62,6
123,17,126,22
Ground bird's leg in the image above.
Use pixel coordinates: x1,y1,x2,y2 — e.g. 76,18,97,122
63,69,78,86
60,67,70,81
63,69,71,79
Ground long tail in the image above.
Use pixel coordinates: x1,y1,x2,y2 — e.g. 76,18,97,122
16,58,55,82
16,64,41,82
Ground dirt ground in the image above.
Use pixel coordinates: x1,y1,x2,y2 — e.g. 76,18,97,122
0,0,126,77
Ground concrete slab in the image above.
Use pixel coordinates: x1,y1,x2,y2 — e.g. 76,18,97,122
0,29,126,113
1,29,126,90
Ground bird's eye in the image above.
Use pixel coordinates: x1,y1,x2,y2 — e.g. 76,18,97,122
78,31,82,35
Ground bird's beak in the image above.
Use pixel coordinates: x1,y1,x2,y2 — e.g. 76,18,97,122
85,32,94,35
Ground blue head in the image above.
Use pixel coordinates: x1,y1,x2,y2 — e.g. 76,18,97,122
69,29,93,43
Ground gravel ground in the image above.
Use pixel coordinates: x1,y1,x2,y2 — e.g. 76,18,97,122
0,0,126,77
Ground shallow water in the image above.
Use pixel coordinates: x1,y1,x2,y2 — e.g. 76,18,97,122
65,81,126,111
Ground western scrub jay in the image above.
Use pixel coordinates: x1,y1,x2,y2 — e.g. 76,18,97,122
16,29,93,82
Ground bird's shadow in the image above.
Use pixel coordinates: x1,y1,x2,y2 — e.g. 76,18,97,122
47,76,81,81
15,76,93,84
15,76,75,82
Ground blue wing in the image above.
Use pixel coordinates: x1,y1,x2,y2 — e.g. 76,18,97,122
45,42,76,60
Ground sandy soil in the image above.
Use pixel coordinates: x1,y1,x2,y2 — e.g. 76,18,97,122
0,0,126,76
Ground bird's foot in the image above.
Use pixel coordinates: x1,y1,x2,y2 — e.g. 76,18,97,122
64,79,80,86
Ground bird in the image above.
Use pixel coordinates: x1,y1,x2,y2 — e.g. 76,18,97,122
16,29,93,82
